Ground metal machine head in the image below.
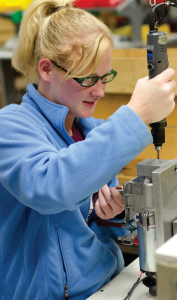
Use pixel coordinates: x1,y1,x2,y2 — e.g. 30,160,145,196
123,158,177,274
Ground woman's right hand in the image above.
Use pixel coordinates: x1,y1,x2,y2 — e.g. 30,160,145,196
127,68,176,124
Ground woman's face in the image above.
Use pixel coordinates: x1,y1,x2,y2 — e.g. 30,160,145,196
50,47,112,119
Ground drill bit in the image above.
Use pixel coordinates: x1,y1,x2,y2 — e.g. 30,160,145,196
157,150,160,159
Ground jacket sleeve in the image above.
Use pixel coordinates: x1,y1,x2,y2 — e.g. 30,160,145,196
0,105,152,214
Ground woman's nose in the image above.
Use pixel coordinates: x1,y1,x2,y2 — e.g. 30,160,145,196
90,80,105,98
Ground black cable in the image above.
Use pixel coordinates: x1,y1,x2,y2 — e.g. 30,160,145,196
123,274,152,300
149,3,166,31
149,1,177,32
156,7,170,26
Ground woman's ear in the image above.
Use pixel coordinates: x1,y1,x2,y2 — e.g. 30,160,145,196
38,58,53,82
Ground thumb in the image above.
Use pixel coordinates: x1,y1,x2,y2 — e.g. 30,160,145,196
154,68,175,83
139,75,149,83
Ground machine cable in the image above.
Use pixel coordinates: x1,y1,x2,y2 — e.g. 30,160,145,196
123,272,153,300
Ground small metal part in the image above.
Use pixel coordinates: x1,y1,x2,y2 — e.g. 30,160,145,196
124,220,137,231
155,146,161,159
155,146,161,151
165,0,171,5
118,220,138,246
118,189,123,196
118,229,138,246
149,0,156,6
142,212,150,231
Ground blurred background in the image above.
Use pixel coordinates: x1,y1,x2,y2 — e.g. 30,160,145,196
1,0,177,108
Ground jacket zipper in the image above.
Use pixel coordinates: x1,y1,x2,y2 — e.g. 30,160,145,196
55,228,69,300
64,285,68,300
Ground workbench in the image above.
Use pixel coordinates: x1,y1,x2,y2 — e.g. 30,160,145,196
87,258,157,300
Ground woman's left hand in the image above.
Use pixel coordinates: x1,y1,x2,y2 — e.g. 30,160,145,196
95,184,125,220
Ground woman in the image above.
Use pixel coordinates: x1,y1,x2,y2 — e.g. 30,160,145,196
0,0,175,299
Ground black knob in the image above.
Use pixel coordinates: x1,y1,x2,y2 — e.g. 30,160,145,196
148,64,155,71
149,285,157,297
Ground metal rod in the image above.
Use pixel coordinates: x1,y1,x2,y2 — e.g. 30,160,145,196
157,150,160,159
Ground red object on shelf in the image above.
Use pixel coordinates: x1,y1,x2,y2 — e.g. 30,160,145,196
134,236,139,246
74,0,126,8
153,0,165,3
74,0,165,9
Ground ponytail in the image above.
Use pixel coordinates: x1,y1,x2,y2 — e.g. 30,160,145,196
12,0,113,84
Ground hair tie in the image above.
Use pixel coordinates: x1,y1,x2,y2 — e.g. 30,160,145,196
53,6,65,13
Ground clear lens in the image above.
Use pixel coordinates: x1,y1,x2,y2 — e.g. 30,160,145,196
82,77,97,87
81,73,114,87
101,73,114,83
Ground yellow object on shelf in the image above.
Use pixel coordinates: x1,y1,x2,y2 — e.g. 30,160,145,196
111,23,171,43
112,25,132,39
0,0,33,12
141,23,171,42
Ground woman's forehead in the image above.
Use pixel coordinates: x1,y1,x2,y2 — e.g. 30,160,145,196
82,47,112,77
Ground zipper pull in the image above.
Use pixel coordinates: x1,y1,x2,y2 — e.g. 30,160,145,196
64,285,68,300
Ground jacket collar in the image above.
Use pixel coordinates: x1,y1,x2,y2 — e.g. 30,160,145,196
23,83,68,132
22,83,102,138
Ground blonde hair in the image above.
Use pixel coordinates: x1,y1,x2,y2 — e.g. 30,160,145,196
12,0,113,84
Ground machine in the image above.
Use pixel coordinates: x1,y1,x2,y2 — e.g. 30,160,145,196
120,158,177,297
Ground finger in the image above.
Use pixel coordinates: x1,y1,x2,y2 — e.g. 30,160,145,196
95,199,107,219
167,79,176,91
110,187,124,207
100,184,111,201
99,185,125,218
171,91,176,101
106,198,124,215
155,68,175,83
96,195,123,219
99,189,113,214
107,188,125,214
139,76,149,83
95,192,124,219
115,185,123,190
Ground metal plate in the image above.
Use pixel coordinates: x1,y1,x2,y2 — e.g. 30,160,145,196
152,158,177,248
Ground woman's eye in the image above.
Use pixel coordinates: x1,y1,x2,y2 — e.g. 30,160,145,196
83,78,96,86
102,76,107,83
85,78,92,84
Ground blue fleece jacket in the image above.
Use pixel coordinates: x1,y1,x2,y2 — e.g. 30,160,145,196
0,83,152,300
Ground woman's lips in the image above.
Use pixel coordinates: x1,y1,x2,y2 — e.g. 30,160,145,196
83,100,97,108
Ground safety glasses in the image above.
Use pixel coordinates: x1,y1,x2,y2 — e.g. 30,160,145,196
50,60,117,87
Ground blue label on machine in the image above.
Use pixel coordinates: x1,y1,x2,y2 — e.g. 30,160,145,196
147,53,153,60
